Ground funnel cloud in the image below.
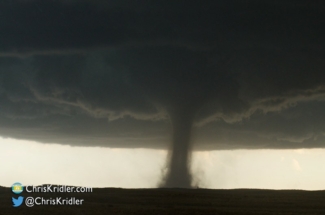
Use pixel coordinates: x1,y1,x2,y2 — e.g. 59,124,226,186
0,0,325,187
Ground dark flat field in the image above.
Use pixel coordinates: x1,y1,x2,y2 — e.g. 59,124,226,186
1,186,325,215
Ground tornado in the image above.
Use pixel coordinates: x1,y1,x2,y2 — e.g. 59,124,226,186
162,106,195,188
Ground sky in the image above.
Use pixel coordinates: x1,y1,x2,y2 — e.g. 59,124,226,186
0,0,325,189
2,137,325,190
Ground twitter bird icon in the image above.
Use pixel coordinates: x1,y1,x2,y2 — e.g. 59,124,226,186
12,196,24,207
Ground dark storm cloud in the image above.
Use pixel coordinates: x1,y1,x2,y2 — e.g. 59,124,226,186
0,0,325,151
1,0,325,55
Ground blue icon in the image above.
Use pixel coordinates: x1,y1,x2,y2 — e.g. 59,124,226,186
12,182,23,194
12,196,24,207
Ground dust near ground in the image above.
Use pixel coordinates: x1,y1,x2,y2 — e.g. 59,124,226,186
1,186,325,215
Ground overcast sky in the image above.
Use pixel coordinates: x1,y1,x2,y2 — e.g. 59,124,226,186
0,0,325,189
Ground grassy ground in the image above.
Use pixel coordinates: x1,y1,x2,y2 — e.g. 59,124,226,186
1,186,325,215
